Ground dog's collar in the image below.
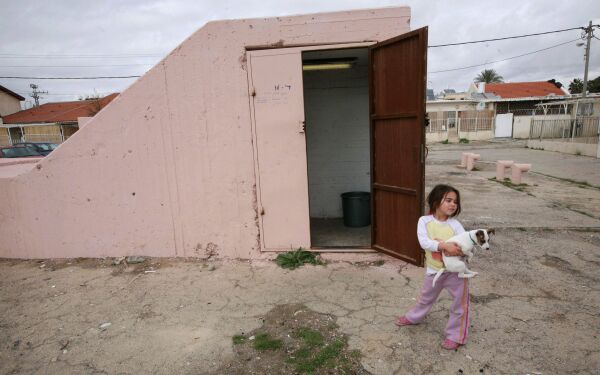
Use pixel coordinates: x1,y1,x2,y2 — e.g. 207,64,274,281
468,232,478,247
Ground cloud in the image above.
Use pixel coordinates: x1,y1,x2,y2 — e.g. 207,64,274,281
1,0,598,104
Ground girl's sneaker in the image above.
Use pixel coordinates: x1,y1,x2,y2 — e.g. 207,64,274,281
394,316,414,326
441,339,462,350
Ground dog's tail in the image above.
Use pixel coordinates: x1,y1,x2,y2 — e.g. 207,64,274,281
432,268,445,287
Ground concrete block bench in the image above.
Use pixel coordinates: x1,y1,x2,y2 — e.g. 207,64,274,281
495,160,514,181
460,152,471,168
460,152,480,171
466,153,480,171
511,163,532,185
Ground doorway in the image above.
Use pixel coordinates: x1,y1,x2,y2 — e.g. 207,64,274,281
9,127,23,144
247,28,427,264
302,48,371,248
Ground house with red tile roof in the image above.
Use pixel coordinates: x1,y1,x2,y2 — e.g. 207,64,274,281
483,81,566,98
0,93,118,146
462,80,571,139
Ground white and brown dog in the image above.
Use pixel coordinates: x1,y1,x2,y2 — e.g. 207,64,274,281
432,229,495,287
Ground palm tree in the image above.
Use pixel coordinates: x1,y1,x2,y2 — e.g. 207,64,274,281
568,78,583,94
474,69,504,83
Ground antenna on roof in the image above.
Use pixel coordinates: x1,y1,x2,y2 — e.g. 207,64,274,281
29,83,48,107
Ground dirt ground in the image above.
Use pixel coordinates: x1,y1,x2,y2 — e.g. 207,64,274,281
1,141,600,375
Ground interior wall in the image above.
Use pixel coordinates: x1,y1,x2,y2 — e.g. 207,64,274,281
303,49,370,218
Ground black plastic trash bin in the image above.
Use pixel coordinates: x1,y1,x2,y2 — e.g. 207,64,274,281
341,191,371,227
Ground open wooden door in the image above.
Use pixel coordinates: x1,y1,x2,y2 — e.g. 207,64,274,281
369,27,427,265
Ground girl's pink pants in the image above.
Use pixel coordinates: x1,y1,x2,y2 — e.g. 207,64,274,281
405,272,470,344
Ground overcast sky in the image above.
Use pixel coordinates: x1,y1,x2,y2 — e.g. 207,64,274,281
1,0,598,106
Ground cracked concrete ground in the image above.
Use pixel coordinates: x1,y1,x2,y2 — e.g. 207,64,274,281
1,141,600,375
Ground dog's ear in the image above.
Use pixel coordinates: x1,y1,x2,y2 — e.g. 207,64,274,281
487,228,495,236
476,230,485,244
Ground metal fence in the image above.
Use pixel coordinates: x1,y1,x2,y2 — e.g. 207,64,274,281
427,118,448,133
497,102,570,116
426,117,492,134
0,129,11,147
1,125,69,146
21,133,64,143
530,116,600,144
458,117,493,132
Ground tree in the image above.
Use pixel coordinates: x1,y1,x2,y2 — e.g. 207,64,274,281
569,78,583,94
474,69,504,83
569,76,600,94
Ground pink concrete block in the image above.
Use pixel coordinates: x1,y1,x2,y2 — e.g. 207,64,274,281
460,152,472,168
466,153,480,171
495,160,514,181
510,163,532,185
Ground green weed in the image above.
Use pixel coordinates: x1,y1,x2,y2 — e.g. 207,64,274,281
488,177,528,192
253,333,283,351
276,248,324,270
295,328,324,347
232,335,246,344
292,340,345,373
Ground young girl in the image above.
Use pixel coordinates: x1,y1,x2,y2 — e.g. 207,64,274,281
395,184,469,350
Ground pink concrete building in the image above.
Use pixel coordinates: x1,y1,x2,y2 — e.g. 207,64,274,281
0,7,427,264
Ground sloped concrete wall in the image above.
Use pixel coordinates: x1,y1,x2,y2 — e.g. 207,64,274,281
0,7,411,259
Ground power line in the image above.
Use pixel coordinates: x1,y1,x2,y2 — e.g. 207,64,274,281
429,26,584,48
0,34,582,79
0,75,141,80
1,26,595,81
429,38,581,74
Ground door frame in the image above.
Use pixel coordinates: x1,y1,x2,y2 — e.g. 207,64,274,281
247,42,375,252
248,36,427,257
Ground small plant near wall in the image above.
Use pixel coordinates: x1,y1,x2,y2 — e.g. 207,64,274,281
276,248,324,270
441,139,449,144
488,177,529,192
459,138,470,144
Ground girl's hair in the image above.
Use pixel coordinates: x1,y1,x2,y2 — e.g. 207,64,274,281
427,184,461,217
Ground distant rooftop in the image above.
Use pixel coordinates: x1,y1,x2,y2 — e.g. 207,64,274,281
484,81,565,99
0,84,25,101
2,93,119,124
471,92,500,100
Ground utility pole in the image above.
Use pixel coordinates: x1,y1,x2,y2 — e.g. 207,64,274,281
29,83,48,107
582,21,592,98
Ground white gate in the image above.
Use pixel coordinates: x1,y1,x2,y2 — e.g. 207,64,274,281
495,113,513,138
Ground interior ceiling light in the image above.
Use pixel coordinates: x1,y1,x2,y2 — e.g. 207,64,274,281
302,57,357,71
